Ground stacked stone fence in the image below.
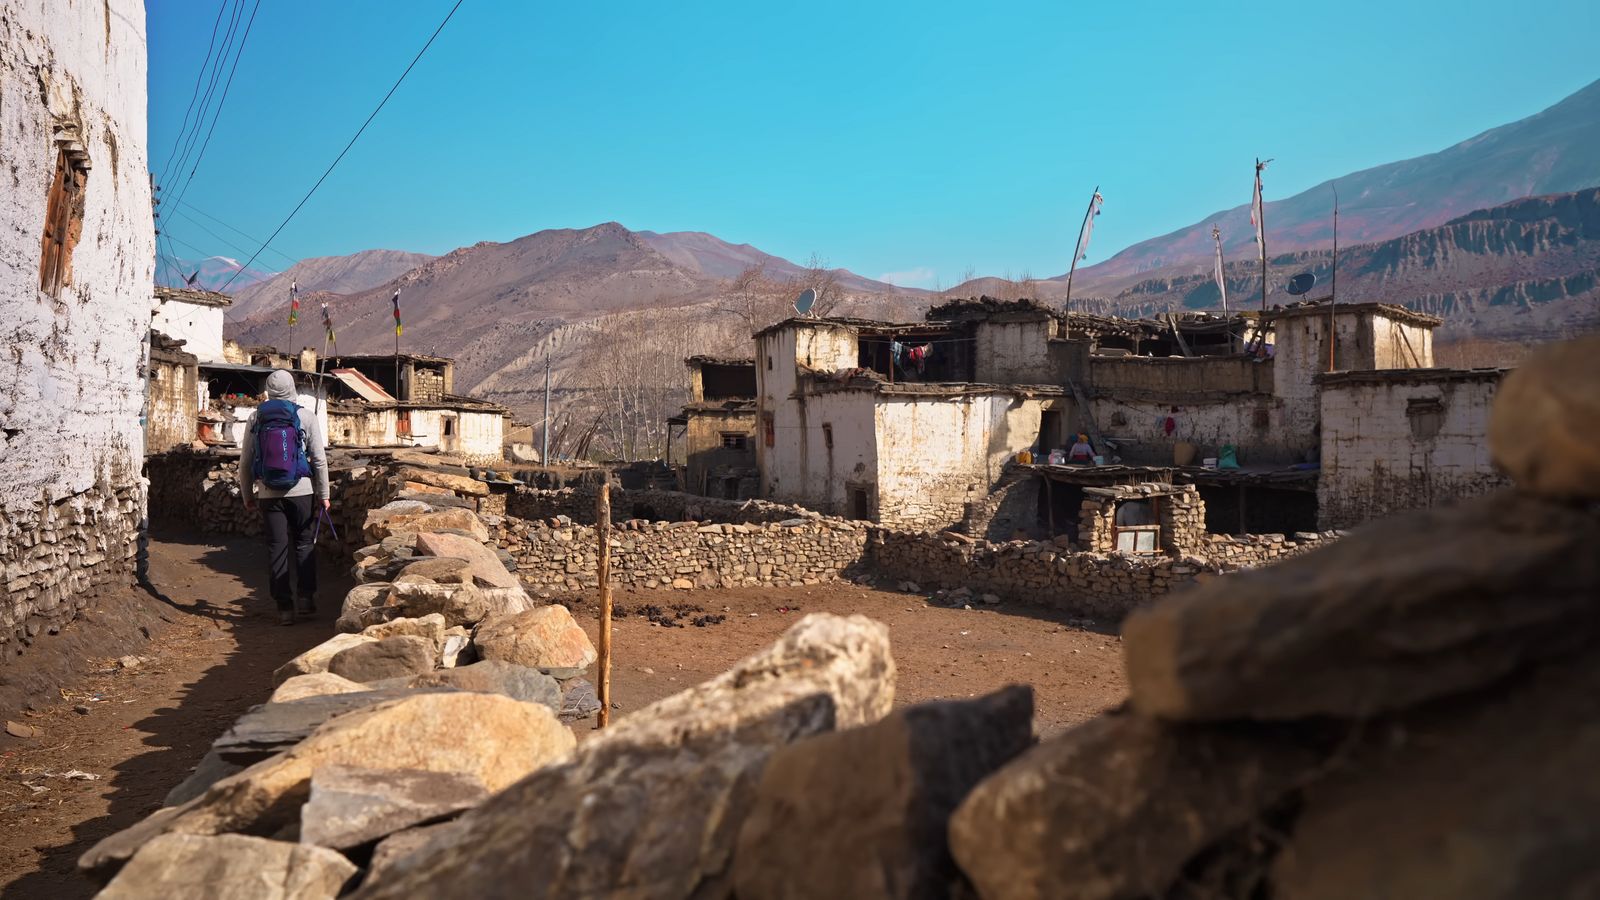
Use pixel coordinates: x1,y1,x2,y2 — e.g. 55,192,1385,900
497,516,867,594
505,484,817,528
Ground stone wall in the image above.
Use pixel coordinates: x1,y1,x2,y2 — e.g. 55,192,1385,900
146,350,199,455
864,526,1336,619
506,485,818,528
145,452,399,557
1,0,156,653
498,517,868,594
1317,368,1508,529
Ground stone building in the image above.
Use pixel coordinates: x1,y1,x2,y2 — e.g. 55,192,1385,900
151,285,232,363
0,0,154,649
146,334,200,455
321,363,509,464
323,352,454,404
750,297,1502,533
670,356,758,499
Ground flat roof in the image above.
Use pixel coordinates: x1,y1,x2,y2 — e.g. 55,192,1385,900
1262,301,1443,328
324,352,454,365
1315,366,1507,387
686,355,755,368
154,285,233,308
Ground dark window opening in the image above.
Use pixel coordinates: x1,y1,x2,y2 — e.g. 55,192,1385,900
721,432,748,451
40,145,88,297
822,423,833,449
443,417,455,436
856,328,976,382
1036,479,1084,541
849,488,870,521
1038,410,1061,452
1407,397,1444,441
1203,484,1317,535
396,410,412,437
762,413,775,447
701,363,757,400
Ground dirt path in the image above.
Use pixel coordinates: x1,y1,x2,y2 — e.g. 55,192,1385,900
0,541,1126,897
570,583,1126,737
0,531,346,899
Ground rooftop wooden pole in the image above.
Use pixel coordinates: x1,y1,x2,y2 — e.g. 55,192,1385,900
596,480,613,728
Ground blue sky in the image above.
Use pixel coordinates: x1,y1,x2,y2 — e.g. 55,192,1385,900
148,0,1598,288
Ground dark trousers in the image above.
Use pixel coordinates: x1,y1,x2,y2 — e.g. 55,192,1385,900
261,495,318,611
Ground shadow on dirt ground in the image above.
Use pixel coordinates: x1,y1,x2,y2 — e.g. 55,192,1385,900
0,528,348,898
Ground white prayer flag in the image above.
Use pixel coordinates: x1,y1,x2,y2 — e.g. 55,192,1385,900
1075,191,1104,263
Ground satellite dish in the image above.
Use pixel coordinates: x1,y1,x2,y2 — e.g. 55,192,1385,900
794,288,817,316
1286,272,1317,296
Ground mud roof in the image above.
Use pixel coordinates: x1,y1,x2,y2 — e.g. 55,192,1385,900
1262,301,1443,328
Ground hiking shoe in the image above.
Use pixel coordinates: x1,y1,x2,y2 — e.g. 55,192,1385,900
277,610,295,627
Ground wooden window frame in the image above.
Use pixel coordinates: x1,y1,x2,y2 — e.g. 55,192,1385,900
40,145,89,297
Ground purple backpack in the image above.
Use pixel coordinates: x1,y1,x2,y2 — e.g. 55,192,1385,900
252,399,312,490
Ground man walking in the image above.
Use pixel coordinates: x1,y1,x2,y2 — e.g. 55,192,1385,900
239,369,330,625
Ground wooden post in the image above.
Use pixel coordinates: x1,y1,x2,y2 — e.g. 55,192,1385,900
596,481,613,728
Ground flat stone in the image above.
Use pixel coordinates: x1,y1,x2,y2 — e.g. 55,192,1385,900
273,633,377,686
473,605,597,671
300,765,488,851
1489,334,1600,500
734,686,1034,900
213,688,452,766
396,557,471,584
335,585,393,636
367,821,462,884
98,834,355,899
949,712,1324,900
395,489,477,510
413,532,519,589
372,508,491,543
557,677,600,721
362,613,447,651
353,613,894,898
399,467,489,496
406,660,560,711
269,672,366,704
82,693,575,881
1123,489,1600,721
328,635,437,684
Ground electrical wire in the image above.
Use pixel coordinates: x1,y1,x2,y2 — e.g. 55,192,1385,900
219,0,467,292
177,201,300,267
156,0,232,191
166,0,244,195
168,0,263,216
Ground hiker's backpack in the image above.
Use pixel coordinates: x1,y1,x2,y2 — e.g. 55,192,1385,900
252,399,312,490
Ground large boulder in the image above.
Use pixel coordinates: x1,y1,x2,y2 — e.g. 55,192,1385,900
352,613,895,899
400,467,488,497
412,532,519,589
328,635,437,684
472,605,597,671
948,712,1323,900
1123,489,1600,721
81,692,576,880
336,583,395,633
97,833,355,899
383,580,533,627
1488,334,1600,500
402,660,561,711
273,633,376,686
362,613,448,650
1269,652,1600,900
733,686,1034,900
370,508,491,543
299,765,488,852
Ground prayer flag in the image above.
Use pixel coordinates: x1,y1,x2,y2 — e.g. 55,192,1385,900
321,301,335,343
1075,191,1104,263
391,288,402,336
1250,160,1271,262
288,279,299,326
1211,224,1228,310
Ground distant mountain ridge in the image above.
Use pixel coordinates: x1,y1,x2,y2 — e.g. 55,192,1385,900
228,250,437,321
1066,78,1600,284
156,255,275,292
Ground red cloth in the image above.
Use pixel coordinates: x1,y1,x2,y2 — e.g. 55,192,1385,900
1163,416,1176,435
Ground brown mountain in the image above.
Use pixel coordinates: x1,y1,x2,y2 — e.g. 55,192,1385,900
1070,78,1600,281
1077,188,1600,340
228,249,436,321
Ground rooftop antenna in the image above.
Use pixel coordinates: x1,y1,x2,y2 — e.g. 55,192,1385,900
1329,181,1339,372
793,287,817,318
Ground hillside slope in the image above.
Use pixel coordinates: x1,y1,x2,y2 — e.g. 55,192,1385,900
228,250,436,321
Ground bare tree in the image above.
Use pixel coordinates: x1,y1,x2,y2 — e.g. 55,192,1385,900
799,252,844,317
710,262,790,332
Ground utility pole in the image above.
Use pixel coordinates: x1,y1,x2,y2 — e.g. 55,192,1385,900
1328,182,1339,372
542,333,552,464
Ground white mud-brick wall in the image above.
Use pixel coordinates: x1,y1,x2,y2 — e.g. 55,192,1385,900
756,322,861,507
151,297,226,362
874,392,1046,531
0,0,154,650
1317,371,1506,530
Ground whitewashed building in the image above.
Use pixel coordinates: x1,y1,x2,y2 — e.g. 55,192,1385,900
0,0,155,649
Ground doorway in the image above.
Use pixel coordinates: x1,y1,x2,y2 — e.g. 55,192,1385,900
849,488,871,521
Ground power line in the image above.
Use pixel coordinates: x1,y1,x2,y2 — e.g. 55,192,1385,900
168,0,263,215
171,207,284,266
178,201,301,267
219,0,467,292
166,0,244,194
156,0,232,190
